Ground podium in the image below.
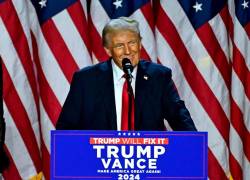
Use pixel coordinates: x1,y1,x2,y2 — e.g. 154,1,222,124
51,131,207,180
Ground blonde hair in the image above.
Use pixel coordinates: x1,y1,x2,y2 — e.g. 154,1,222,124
102,17,141,47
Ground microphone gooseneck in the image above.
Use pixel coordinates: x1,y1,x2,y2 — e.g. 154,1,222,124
122,58,133,83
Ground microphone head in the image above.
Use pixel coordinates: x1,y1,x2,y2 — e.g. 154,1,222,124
122,58,133,73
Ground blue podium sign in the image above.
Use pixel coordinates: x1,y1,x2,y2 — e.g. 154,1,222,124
51,131,207,180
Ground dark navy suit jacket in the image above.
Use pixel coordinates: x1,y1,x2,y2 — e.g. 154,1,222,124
56,60,197,131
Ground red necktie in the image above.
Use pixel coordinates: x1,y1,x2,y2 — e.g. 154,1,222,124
121,78,135,130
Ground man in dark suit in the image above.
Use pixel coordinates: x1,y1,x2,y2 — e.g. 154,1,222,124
56,17,196,131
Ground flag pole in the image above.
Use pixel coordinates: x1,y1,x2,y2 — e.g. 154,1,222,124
0,56,9,173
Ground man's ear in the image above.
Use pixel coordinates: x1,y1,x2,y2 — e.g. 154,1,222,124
104,47,112,57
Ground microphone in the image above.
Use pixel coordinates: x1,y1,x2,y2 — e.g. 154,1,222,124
122,58,133,83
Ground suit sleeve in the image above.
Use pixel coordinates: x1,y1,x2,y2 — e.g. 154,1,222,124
162,70,197,131
56,72,83,130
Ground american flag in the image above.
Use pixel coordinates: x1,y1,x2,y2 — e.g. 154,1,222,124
0,0,249,179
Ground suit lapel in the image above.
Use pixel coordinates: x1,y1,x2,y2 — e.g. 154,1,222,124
96,60,152,130
97,60,117,130
135,60,151,129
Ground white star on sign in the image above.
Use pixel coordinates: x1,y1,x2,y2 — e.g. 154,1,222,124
193,1,203,12
39,0,47,8
242,0,249,9
113,0,123,9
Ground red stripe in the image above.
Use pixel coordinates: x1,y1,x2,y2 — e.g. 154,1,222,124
136,3,154,60
244,22,250,38
31,33,61,126
140,46,150,60
156,4,230,146
232,45,250,100
231,99,250,161
41,140,50,180
130,7,152,60
89,18,109,61
2,64,42,172
42,20,79,82
220,6,234,40
140,2,155,31
67,1,92,55
229,153,243,180
208,149,228,180
2,145,22,180
0,0,39,115
196,23,231,89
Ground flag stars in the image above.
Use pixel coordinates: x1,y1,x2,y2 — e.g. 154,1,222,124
193,1,203,12
117,132,140,136
113,0,123,9
242,0,249,9
39,0,47,8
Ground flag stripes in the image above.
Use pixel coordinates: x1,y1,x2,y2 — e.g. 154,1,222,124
156,2,230,145
31,33,61,126
155,28,230,177
2,146,22,180
0,0,39,112
2,63,41,173
67,2,92,65
42,21,79,82
196,23,231,88
155,3,230,177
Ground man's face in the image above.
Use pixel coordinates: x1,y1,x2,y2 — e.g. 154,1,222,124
104,30,141,69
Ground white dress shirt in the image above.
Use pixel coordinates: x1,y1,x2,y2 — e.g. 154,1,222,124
111,60,137,130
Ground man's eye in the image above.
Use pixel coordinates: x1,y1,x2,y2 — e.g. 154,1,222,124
114,44,124,48
129,41,137,46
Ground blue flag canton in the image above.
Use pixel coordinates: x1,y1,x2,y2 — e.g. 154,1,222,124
0,0,5,3
178,0,227,29
99,0,149,19
30,0,77,24
235,0,250,27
